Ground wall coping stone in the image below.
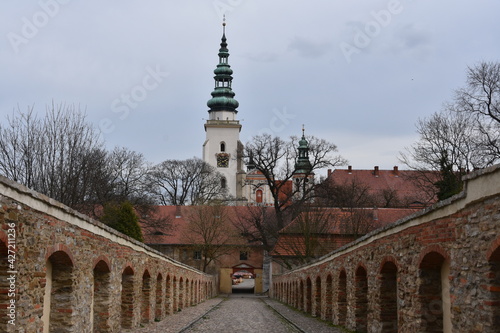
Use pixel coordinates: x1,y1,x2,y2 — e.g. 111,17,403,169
0,175,210,276
279,163,500,275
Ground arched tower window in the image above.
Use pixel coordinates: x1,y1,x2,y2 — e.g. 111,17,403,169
220,142,226,152
221,177,226,189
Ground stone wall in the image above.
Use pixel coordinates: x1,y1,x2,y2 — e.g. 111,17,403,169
272,164,500,332
0,176,217,333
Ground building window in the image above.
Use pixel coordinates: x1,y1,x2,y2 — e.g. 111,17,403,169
220,142,226,152
240,251,248,260
256,189,263,203
193,251,202,260
221,177,226,189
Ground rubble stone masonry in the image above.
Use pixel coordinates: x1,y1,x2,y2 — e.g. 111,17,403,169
0,176,216,333
272,164,500,332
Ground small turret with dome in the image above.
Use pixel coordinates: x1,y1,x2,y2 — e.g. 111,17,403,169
295,126,313,174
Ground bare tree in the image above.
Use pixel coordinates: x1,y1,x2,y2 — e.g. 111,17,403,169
399,62,500,201
316,178,378,237
0,103,107,208
455,61,500,162
399,106,498,199
0,107,39,185
244,133,346,230
106,147,151,201
274,206,337,268
316,176,375,208
91,147,172,238
401,109,485,172
337,208,375,238
231,205,279,252
456,61,500,124
0,104,172,239
148,158,227,206
182,203,234,272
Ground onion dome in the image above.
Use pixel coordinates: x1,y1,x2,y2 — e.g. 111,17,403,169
207,19,239,113
295,127,313,174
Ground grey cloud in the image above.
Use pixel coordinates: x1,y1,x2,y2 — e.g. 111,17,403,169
287,36,331,58
394,23,431,50
241,52,280,63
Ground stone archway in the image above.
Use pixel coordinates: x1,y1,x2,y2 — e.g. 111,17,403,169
93,259,111,333
488,243,500,328
121,267,134,329
231,263,256,294
325,274,333,322
155,273,163,321
355,266,368,332
314,276,322,317
45,250,75,333
380,260,398,333
337,270,347,326
418,249,450,332
305,277,312,314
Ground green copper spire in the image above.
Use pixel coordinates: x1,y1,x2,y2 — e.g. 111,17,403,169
207,18,239,113
295,126,313,174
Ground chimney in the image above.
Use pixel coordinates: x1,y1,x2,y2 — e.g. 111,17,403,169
373,207,379,220
327,169,332,177
175,206,182,219
348,165,352,174
374,166,379,177
393,166,399,176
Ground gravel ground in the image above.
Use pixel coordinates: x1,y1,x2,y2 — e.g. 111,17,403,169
130,294,345,333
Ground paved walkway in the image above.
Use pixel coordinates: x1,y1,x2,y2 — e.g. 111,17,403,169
131,294,345,333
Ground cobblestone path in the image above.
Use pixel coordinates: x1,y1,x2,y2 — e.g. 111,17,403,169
183,296,300,333
131,294,344,333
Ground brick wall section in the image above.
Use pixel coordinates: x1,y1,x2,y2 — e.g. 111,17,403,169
0,176,217,333
272,164,500,333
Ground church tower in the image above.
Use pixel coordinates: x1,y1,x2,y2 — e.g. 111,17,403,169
203,19,245,199
292,127,315,199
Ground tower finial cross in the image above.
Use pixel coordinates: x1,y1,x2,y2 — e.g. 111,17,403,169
302,124,305,136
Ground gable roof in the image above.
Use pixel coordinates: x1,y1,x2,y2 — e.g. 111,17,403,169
325,166,439,207
142,205,272,247
271,207,420,257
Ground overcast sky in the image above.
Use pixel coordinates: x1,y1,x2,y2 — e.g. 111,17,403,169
1,1,499,174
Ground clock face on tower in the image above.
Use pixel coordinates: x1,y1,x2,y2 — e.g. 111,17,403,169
216,153,229,168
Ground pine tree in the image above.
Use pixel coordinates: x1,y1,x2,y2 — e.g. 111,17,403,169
434,155,463,201
100,201,143,242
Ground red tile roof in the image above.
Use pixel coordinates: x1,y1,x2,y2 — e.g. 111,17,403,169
142,205,273,246
325,166,439,207
271,207,419,257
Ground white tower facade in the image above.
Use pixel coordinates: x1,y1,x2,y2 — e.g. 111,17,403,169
203,21,245,200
